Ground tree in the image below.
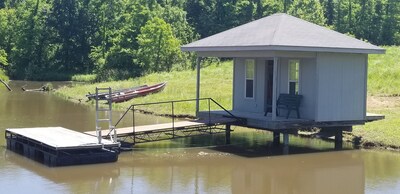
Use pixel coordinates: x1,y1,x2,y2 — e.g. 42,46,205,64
0,49,7,67
381,0,400,45
47,0,94,74
0,49,9,82
236,0,255,25
283,0,293,13
288,0,326,26
323,0,335,26
137,17,181,73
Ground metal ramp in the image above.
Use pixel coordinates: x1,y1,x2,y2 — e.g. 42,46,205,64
86,98,243,145
94,87,117,144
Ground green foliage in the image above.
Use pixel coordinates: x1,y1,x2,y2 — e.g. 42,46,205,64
288,0,326,26
0,49,7,66
137,17,181,73
0,69,8,81
0,0,400,81
71,74,97,82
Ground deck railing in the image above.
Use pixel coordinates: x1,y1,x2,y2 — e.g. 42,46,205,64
112,98,241,139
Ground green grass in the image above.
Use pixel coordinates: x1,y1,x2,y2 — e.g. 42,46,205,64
0,69,8,81
351,46,400,148
71,74,97,83
56,61,233,116
368,46,400,96
353,107,400,148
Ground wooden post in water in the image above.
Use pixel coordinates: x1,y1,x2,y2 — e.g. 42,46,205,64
283,133,289,154
225,124,231,144
335,129,343,150
273,132,280,146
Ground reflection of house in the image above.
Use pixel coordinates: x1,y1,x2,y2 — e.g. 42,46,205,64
182,13,385,147
231,152,364,194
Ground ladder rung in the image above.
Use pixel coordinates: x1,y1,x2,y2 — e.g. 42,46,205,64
97,119,111,122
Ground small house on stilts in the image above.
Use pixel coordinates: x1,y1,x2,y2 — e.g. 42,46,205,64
181,13,385,150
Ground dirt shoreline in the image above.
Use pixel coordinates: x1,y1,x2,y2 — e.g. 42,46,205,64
298,130,400,152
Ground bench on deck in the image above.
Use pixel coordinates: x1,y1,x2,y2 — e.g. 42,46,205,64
265,94,302,119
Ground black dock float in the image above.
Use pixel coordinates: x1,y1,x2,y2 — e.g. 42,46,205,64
5,127,120,167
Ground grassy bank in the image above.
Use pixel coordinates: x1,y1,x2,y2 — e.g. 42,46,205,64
56,61,233,115
352,96,400,148
351,46,400,148
368,46,400,96
56,46,400,149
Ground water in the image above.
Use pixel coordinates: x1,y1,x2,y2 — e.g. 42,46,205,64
1,81,400,194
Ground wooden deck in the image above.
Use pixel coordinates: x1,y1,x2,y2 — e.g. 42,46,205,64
5,127,119,166
366,113,385,122
85,117,237,138
6,127,119,150
201,110,383,130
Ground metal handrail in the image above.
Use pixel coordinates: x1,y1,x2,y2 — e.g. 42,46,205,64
111,98,242,140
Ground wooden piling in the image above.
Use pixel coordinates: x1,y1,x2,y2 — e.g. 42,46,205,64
335,130,343,150
225,124,231,144
273,132,280,146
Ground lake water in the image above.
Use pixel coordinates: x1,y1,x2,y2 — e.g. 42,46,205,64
1,81,400,194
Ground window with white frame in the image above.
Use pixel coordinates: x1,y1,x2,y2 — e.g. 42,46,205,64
245,59,255,98
288,60,300,95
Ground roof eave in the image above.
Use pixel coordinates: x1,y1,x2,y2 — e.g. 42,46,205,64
181,45,386,54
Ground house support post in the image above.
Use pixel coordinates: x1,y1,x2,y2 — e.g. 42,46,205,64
225,124,231,144
273,132,280,146
335,130,343,150
283,133,289,154
272,57,278,120
196,57,201,117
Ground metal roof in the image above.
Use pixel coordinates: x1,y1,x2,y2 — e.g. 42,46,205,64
182,13,385,54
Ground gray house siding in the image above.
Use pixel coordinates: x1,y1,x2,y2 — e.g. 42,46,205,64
276,58,316,120
233,58,265,113
315,53,367,121
299,58,317,120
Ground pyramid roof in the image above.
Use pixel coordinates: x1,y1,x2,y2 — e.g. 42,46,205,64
182,13,384,54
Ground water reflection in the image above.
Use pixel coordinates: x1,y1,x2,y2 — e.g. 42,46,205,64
4,147,364,194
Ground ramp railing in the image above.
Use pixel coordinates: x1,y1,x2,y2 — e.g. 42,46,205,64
112,98,242,139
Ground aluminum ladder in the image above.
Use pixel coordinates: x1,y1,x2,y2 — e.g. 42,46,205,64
95,87,117,144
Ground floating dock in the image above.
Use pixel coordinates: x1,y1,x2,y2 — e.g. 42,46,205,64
5,127,119,167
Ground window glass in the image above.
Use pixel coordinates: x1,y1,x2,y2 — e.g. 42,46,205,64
245,59,255,79
289,60,299,94
245,59,255,98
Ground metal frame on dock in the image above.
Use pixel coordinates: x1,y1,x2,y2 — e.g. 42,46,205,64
87,98,241,145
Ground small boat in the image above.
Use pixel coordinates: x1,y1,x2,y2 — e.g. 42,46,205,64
110,82,167,103
86,85,148,100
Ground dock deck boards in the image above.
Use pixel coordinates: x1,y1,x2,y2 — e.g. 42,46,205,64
85,117,237,137
6,127,118,150
366,113,385,122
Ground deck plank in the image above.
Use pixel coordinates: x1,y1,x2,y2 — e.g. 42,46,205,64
6,127,118,150
366,112,385,122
